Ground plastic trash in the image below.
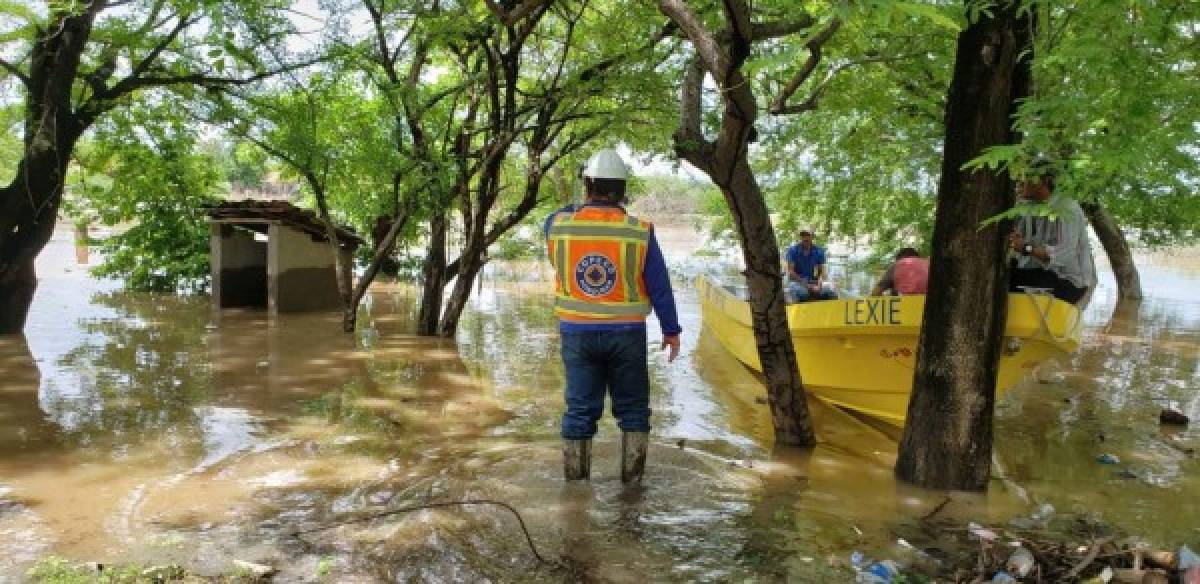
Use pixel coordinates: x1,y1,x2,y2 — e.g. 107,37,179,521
1006,546,1035,578
1081,565,1113,583
1009,504,1056,529
863,560,900,583
1032,503,1055,521
1180,545,1200,570
1096,453,1120,465
851,555,899,584
968,522,998,542
893,538,940,572
991,571,1017,583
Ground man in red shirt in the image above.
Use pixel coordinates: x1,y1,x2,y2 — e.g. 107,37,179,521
870,247,929,296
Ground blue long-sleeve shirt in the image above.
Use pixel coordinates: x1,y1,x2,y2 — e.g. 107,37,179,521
543,202,682,337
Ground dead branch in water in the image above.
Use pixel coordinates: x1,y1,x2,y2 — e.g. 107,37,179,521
290,499,558,566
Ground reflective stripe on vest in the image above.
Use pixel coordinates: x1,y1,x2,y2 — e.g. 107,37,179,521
547,208,651,322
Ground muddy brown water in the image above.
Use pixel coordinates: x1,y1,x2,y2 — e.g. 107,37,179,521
0,233,1197,582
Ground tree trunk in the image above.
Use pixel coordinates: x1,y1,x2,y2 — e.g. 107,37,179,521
437,247,484,338
370,214,402,276
1,148,79,334
724,161,817,446
0,10,98,334
0,257,38,333
895,1,1032,490
416,211,448,336
1083,202,1142,301
657,0,817,446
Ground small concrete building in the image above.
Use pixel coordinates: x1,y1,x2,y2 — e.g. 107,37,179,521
204,201,363,316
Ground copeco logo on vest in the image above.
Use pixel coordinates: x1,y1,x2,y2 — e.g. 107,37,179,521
574,253,618,296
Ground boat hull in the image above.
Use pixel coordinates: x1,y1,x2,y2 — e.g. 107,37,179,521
696,275,1082,426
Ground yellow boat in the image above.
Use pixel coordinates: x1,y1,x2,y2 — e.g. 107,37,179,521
696,274,1083,426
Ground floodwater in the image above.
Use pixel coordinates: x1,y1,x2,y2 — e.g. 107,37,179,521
1,231,1197,582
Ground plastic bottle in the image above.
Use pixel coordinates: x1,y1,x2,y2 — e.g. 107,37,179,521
1006,546,1035,578
991,571,1018,584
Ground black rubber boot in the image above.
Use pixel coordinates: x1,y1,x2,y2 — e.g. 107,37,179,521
621,432,648,484
563,439,591,480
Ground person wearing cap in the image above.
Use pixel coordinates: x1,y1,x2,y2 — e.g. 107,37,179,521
1007,171,1095,305
784,229,837,302
543,148,682,484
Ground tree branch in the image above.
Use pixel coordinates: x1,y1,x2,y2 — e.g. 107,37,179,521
772,50,926,116
484,0,552,28
658,0,730,86
744,17,816,41
102,56,323,100
122,13,199,90
0,57,30,89
679,57,705,143
363,0,399,82
768,17,841,115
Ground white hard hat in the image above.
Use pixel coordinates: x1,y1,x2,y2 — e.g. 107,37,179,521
582,149,629,180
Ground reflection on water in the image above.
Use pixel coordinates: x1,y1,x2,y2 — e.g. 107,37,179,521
1,232,1198,580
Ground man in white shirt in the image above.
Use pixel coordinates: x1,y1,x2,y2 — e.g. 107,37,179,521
1008,172,1096,305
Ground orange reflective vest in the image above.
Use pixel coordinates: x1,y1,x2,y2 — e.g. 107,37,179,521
546,206,652,323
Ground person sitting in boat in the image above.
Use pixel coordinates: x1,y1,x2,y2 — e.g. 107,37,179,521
785,228,837,302
1007,169,1096,305
870,247,929,296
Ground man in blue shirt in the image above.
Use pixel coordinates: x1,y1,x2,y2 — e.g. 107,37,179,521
543,149,681,484
785,229,836,302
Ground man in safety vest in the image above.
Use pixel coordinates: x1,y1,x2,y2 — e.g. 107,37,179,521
543,148,682,484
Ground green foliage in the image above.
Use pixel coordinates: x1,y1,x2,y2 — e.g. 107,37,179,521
73,96,222,293
215,140,271,190
212,72,410,246
1010,0,1200,246
747,0,1198,255
750,3,956,254
25,556,160,583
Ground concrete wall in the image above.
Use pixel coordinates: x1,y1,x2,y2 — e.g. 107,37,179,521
268,224,346,314
211,223,267,308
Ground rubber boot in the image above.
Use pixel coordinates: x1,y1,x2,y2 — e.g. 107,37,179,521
621,432,648,484
563,439,591,480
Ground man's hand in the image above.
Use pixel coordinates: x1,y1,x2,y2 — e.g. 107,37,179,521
661,335,680,362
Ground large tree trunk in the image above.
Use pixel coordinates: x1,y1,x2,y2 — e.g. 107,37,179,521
1,149,82,334
416,211,448,336
724,162,817,446
0,11,97,334
1082,202,1142,301
894,1,1032,490
658,0,816,446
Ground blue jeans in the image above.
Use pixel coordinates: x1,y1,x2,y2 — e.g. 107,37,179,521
786,281,837,303
560,328,651,439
